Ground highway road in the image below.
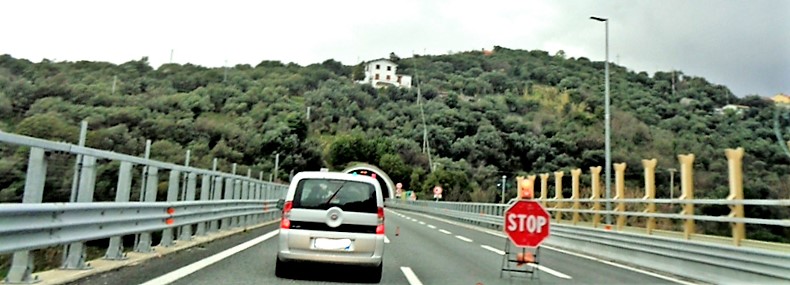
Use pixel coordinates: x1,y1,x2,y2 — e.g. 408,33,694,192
72,209,701,285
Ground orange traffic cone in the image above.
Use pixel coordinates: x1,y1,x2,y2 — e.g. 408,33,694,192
395,226,400,236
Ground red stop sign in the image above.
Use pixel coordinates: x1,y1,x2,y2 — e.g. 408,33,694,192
504,200,551,248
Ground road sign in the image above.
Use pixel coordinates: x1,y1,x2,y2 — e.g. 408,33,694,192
433,186,443,199
504,200,550,248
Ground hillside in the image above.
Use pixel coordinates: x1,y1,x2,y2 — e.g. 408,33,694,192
0,47,788,241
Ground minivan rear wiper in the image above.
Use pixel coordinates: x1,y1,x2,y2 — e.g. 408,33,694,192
322,182,347,206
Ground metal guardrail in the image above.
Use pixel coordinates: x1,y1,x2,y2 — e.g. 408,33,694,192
0,200,279,254
387,199,790,283
0,131,289,283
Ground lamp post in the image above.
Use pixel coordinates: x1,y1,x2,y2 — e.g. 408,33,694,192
590,15,612,225
500,175,507,204
668,168,677,203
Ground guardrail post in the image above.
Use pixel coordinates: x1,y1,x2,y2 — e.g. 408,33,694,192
135,166,158,253
159,170,180,247
233,179,242,227
179,172,197,241
62,156,97,270
539,173,549,207
105,161,134,260
614,162,627,231
241,179,250,226
252,182,260,223
5,147,47,284
571,169,582,225
221,177,234,230
590,166,602,228
725,148,745,246
210,176,224,232
553,171,564,223
642,159,657,234
678,154,696,239
196,174,211,236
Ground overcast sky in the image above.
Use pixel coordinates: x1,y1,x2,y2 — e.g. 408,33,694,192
2,0,788,97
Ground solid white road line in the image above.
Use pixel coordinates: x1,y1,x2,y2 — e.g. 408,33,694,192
140,230,279,285
384,236,391,243
539,245,696,285
528,264,573,279
400,267,424,285
455,235,473,242
480,245,506,255
427,225,436,229
438,229,452,235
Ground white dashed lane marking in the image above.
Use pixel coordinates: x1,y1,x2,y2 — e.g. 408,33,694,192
455,235,473,242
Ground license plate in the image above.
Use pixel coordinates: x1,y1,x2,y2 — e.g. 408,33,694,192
313,238,353,251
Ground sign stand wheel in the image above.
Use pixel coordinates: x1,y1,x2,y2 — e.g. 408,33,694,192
499,238,542,283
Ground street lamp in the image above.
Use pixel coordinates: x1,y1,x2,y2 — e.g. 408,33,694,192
590,15,612,225
500,175,507,204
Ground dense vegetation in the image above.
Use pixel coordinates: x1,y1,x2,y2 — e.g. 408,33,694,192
0,46,788,242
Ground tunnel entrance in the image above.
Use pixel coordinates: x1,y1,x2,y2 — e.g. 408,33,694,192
341,163,396,200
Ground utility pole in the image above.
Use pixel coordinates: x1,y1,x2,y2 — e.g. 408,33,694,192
668,168,677,203
273,153,280,183
500,175,507,204
170,49,174,64
412,54,433,171
111,75,117,95
306,106,311,120
223,60,228,82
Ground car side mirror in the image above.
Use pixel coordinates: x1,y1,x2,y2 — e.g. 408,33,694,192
276,199,285,210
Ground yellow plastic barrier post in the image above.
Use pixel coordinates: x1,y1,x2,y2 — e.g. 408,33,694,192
590,166,602,228
725,148,745,246
678,154,696,239
554,171,564,223
642,159,657,234
571,169,582,225
539,173,550,207
614,163,627,231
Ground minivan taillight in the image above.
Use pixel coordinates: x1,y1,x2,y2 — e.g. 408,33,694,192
376,207,385,235
280,201,293,229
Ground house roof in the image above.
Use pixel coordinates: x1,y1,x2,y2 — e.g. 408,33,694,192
365,58,397,65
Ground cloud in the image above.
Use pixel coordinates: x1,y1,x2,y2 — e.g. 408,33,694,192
1,0,787,96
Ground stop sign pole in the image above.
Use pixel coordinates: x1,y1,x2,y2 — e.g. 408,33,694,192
504,200,551,248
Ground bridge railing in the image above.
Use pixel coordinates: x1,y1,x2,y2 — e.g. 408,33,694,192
386,147,790,283
0,130,288,283
393,147,790,248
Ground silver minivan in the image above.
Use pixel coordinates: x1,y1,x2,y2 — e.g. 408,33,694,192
275,171,385,282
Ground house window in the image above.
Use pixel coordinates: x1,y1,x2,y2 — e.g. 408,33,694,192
375,74,379,80
376,64,380,70
387,66,391,71
397,75,402,83
386,75,391,80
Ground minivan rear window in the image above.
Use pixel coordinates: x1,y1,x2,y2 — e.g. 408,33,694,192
292,179,377,213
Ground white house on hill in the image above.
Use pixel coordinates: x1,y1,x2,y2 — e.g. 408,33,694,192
357,58,412,88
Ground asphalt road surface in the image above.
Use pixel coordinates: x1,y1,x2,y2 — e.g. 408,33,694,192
73,209,700,285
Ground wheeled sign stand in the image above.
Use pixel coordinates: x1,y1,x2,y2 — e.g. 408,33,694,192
499,239,541,283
